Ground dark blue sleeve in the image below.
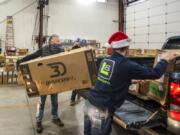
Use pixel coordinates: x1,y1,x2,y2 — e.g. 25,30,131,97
128,59,168,80
19,49,42,63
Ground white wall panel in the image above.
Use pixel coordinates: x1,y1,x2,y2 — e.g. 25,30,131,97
149,6,166,17
166,0,178,3
135,35,148,42
147,0,165,8
149,34,166,43
167,32,180,38
134,1,148,12
149,25,166,34
125,0,180,49
134,11,148,20
167,12,180,23
135,19,148,27
167,22,180,33
126,6,134,15
167,1,180,13
148,43,163,49
134,43,148,49
126,21,134,28
135,27,148,35
149,15,165,25
126,14,134,21
126,28,134,36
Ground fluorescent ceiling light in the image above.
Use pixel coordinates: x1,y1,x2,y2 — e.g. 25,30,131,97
77,0,96,5
97,0,107,3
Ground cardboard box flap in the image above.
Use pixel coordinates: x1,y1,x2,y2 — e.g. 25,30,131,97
21,47,92,65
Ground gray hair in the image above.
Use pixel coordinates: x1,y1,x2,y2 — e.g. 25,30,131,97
49,34,59,44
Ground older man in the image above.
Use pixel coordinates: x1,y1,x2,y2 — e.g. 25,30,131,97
18,34,64,133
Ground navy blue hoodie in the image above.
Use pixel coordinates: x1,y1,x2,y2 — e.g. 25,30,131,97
88,52,168,112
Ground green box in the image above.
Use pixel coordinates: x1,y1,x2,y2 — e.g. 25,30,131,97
147,81,167,105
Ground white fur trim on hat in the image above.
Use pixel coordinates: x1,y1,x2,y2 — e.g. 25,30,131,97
111,38,131,48
105,42,111,48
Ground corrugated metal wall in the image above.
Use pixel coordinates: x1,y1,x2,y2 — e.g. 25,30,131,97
125,0,180,49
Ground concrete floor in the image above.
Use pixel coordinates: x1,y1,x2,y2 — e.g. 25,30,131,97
0,85,128,135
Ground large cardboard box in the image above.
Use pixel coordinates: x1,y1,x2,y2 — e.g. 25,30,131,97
20,48,97,97
139,80,151,95
129,83,139,93
147,81,167,105
143,49,159,56
151,50,180,105
2,71,8,84
89,40,97,45
7,71,17,84
127,49,142,56
0,54,5,63
154,50,180,73
17,48,28,56
5,63,15,71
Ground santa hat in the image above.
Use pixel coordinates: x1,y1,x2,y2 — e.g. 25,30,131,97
107,31,131,49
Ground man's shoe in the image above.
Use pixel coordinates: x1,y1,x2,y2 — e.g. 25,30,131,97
70,100,76,106
36,122,43,133
52,118,64,127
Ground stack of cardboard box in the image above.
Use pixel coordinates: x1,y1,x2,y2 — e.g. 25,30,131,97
5,63,15,71
127,49,142,56
95,48,107,57
17,49,28,56
129,83,139,93
128,50,179,105
143,49,160,56
89,40,97,45
147,50,180,105
0,55,26,85
0,54,5,63
0,70,17,84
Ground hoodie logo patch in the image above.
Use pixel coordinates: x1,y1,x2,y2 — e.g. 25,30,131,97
98,59,115,82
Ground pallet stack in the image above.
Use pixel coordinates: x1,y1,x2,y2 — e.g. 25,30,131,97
0,50,28,85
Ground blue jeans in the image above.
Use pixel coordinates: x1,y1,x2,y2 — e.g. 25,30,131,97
36,94,59,122
84,100,113,135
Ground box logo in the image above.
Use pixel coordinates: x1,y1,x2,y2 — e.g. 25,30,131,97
47,62,67,78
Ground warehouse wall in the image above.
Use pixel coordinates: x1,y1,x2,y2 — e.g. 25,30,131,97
0,0,36,52
125,0,180,49
0,0,118,52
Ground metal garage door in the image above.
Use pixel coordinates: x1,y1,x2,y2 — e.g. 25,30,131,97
125,0,180,49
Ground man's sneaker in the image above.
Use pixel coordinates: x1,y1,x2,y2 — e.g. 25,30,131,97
52,118,64,127
36,122,43,133
70,100,76,106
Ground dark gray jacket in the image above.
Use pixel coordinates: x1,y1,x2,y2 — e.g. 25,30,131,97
19,44,64,63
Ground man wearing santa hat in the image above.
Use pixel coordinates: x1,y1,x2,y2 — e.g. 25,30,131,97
84,31,179,135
